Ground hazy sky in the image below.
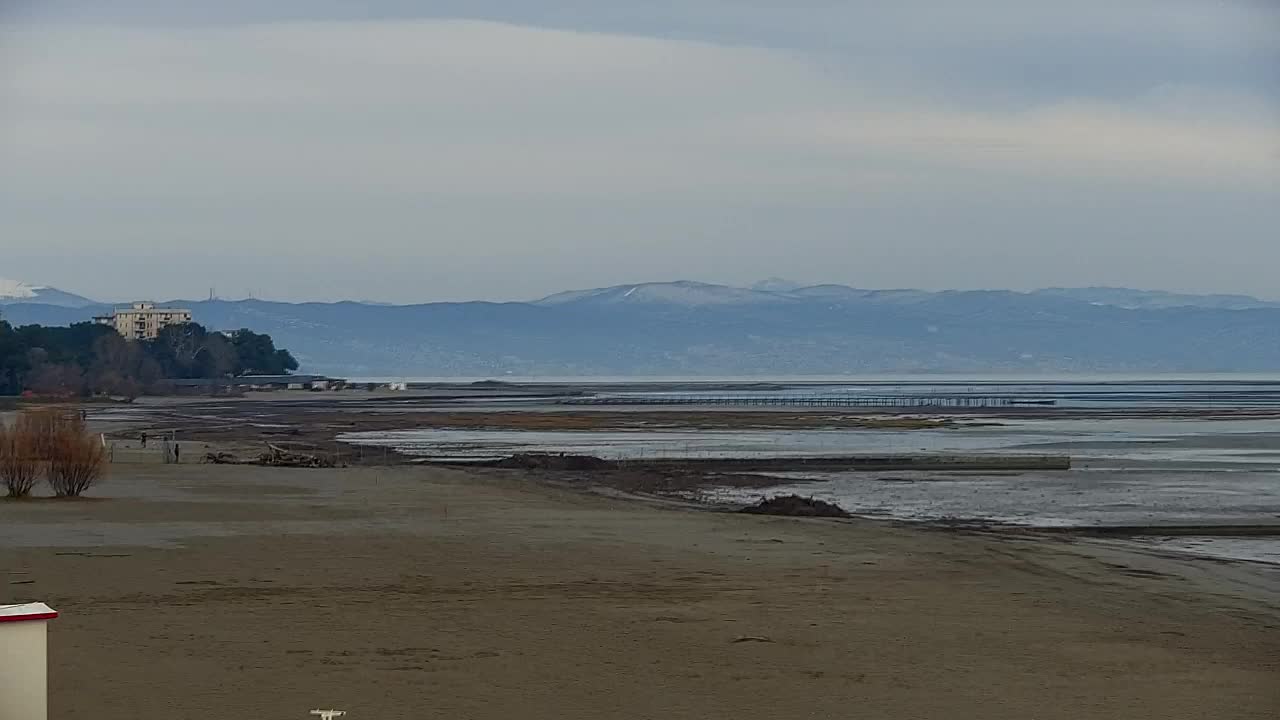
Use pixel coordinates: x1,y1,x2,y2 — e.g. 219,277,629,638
2,1,1278,303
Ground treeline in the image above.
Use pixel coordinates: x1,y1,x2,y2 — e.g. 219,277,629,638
0,320,299,397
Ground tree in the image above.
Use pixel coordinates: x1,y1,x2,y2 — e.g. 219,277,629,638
27,363,84,397
0,321,31,395
194,332,239,378
148,323,211,379
0,320,297,396
87,333,153,398
231,329,299,375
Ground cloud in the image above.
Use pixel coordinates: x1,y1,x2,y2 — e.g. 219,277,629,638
3,20,1274,196
9,2,1279,98
746,100,1278,184
0,13,1277,302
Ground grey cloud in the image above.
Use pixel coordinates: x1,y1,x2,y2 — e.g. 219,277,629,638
9,0,1278,104
0,5,1277,303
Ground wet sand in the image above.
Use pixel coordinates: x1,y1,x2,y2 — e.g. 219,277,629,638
2,460,1278,719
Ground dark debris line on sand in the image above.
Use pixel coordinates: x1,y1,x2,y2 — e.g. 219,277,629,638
738,495,851,518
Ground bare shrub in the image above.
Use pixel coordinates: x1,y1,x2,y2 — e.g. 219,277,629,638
0,423,41,498
14,408,84,460
46,424,106,498
1,409,105,498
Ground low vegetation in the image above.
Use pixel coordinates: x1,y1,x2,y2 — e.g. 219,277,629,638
46,421,107,498
0,424,40,497
0,320,298,397
0,409,106,498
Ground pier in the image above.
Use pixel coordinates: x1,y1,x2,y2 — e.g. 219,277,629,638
473,452,1073,472
559,394,1056,409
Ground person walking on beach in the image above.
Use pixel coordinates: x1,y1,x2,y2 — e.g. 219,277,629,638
140,432,147,448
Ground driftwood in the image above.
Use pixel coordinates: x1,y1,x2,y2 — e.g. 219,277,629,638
261,443,336,468
204,444,337,468
204,451,244,465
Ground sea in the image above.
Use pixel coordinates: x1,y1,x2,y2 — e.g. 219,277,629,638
339,376,1280,566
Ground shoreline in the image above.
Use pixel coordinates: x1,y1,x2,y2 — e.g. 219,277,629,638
524,465,1280,571
1,459,1276,718
83,395,1280,565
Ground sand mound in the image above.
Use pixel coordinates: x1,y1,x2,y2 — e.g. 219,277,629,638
739,495,850,518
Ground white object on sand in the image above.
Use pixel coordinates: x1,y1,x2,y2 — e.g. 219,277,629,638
0,602,58,720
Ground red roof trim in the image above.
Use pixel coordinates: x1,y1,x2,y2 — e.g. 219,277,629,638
0,611,58,624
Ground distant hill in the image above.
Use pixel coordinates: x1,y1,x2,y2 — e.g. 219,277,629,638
749,277,804,293
0,278,98,308
1032,287,1280,311
3,281,1280,376
536,280,785,307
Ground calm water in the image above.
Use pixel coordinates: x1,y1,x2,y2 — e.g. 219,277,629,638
338,378,1280,565
352,374,1280,409
585,383,1280,409
352,373,1280,384
341,417,1280,466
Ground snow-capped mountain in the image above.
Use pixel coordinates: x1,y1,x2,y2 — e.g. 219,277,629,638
1031,287,1280,311
535,280,787,307
0,278,39,300
6,278,1280,375
749,277,803,293
780,285,934,304
533,280,1280,313
0,278,98,308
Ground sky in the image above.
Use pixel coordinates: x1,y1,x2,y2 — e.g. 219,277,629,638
1,1,1278,303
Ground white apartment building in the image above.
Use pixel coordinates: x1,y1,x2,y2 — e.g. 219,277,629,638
94,302,193,341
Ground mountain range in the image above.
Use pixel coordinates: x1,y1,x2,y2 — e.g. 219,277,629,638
3,278,1280,376
0,278,99,308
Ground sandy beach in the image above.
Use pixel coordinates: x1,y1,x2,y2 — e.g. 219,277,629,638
9,0,1280,712
2,455,1277,719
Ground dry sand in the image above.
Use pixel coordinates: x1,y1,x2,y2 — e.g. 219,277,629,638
1,460,1277,719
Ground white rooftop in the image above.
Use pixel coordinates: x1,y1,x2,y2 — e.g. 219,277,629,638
0,603,57,624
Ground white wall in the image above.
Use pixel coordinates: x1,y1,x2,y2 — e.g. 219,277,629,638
0,620,49,720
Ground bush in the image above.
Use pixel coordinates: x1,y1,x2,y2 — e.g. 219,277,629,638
0,424,40,498
46,423,106,498
1,409,106,498
14,409,83,460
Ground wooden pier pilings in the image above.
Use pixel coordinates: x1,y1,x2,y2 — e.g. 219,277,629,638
559,395,1055,409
